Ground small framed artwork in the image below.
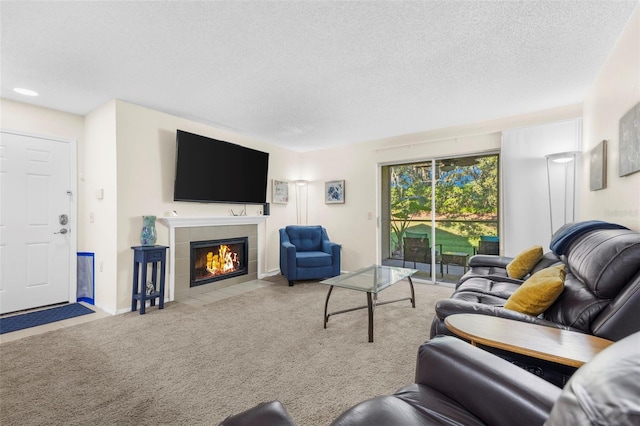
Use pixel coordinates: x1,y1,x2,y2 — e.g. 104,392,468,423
619,101,640,177
325,180,345,204
272,180,289,204
590,140,607,191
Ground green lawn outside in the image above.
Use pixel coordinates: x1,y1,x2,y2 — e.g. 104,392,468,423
391,220,498,257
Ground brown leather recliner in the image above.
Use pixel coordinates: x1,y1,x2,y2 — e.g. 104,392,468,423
219,332,640,425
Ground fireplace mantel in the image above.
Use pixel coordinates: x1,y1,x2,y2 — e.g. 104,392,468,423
160,215,267,228
160,215,267,301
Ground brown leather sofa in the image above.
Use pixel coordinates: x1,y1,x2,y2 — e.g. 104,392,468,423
219,332,640,425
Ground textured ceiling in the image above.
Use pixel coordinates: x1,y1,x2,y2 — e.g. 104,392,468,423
1,1,637,151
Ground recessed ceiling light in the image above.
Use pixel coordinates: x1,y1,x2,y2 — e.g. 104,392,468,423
14,87,39,97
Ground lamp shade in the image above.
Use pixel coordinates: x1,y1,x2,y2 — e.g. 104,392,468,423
545,151,580,163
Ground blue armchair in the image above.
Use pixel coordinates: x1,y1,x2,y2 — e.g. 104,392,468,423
279,225,341,286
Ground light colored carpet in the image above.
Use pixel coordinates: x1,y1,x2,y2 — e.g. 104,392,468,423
0,277,453,425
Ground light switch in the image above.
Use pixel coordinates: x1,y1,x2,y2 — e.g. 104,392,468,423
95,188,104,199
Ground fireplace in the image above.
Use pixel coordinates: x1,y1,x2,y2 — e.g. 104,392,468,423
190,237,248,287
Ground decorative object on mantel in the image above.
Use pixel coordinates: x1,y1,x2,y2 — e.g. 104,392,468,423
325,180,345,204
140,215,157,246
619,100,640,177
272,179,289,204
229,207,246,216
590,140,607,191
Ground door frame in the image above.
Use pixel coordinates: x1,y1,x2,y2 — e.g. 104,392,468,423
1,128,78,306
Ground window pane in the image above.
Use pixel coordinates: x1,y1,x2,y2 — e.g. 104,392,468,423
382,154,499,283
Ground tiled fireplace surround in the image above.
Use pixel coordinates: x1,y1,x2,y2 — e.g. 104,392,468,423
161,216,266,301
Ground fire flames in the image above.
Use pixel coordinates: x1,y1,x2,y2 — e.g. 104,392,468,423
206,245,239,275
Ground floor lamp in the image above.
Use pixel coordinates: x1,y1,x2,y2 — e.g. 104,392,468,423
545,151,580,236
295,180,308,225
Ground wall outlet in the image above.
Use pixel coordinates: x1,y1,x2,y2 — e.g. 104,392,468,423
89,212,95,223
367,212,373,220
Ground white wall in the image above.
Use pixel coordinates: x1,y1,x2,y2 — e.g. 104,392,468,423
83,101,118,313
300,142,379,272
581,6,640,230
0,99,84,139
502,119,582,256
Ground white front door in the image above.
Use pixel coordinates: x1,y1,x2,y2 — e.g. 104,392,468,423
0,131,73,314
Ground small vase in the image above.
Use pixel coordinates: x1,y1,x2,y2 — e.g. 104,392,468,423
140,215,157,246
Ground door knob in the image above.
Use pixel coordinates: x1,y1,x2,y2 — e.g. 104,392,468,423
54,228,68,234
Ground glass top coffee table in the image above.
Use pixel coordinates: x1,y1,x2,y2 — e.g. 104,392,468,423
320,265,418,342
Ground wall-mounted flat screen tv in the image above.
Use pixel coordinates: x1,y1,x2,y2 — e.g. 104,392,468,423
173,130,269,204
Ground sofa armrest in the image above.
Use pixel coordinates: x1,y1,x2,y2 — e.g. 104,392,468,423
282,241,296,251
219,401,296,426
322,240,340,255
280,242,297,278
434,299,579,331
415,336,560,426
468,255,513,268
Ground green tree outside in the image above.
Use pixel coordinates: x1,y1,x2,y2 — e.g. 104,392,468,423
390,155,498,256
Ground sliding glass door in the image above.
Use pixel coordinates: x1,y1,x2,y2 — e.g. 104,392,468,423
381,153,499,283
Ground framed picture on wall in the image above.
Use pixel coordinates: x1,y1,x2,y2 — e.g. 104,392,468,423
325,180,345,204
272,179,289,204
590,140,607,191
619,101,640,177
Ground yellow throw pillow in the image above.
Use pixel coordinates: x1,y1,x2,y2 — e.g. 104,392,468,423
506,246,544,279
504,265,566,315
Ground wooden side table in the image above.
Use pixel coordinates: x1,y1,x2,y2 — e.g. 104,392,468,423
444,313,613,368
131,245,168,315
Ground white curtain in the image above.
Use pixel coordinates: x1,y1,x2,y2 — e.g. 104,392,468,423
501,119,582,256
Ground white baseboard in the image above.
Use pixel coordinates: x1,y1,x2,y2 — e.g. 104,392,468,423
259,269,281,278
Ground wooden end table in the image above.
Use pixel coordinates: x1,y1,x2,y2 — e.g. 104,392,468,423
131,245,168,315
444,313,613,368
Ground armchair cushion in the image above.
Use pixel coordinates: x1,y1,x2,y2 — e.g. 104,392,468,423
285,225,323,251
296,251,332,267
